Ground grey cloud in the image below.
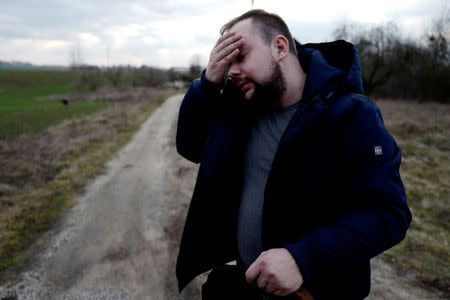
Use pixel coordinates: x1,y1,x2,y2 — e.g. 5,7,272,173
1,0,195,39
0,0,444,67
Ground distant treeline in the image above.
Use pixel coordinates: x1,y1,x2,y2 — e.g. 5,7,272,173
333,14,449,103
0,60,69,71
0,62,202,91
73,65,201,91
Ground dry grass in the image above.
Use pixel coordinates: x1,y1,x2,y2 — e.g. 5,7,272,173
376,99,449,293
0,87,176,274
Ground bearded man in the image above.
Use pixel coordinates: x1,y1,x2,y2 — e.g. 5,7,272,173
175,9,411,300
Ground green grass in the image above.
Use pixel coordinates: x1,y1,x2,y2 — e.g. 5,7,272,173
0,70,80,91
0,88,108,137
0,70,108,137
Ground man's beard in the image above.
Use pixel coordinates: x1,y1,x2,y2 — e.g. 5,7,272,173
247,62,286,110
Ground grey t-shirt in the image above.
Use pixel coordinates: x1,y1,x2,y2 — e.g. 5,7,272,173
237,100,300,268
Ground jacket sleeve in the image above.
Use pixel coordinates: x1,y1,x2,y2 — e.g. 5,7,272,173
176,70,223,163
284,96,412,286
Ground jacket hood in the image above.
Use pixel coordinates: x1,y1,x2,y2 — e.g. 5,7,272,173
295,40,364,101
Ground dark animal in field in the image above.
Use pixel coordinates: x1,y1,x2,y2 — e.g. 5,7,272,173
60,98,69,106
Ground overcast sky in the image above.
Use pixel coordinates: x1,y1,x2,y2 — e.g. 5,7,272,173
0,0,447,68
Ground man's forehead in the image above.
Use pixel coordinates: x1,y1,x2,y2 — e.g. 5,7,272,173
228,18,255,36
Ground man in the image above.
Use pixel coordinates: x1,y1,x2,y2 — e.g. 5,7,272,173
175,9,411,300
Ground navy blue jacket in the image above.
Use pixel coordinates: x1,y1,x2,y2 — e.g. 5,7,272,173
175,40,411,299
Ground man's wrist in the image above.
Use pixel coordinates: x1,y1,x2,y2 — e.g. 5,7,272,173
204,69,222,84
200,69,223,93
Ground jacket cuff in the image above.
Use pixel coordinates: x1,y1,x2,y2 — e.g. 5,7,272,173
284,236,321,286
200,69,223,95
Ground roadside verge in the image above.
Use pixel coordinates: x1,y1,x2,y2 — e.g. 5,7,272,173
0,88,177,278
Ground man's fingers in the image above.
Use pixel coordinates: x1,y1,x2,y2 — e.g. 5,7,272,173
214,38,243,63
224,48,240,64
265,283,278,295
245,261,260,284
212,33,242,57
205,32,244,83
214,31,241,49
205,48,239,82
256,275,268,290
214,31,235,47
206,32,242,82
217,48,240,68
245,249,304,296
219,33,243,50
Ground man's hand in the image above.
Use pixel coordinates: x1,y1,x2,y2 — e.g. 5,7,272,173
205,32,244,83
246,248,304,297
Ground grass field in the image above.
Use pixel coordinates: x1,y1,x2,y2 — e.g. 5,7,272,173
0,70,107,137
377,99,449,292
0,70,176,277
0,70,80,90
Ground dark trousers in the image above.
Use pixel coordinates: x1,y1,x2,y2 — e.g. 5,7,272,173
202,265,299,300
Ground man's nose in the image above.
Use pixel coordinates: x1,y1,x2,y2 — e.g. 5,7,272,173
227,62,240,78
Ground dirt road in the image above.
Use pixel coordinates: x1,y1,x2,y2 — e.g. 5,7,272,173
0,94,444,299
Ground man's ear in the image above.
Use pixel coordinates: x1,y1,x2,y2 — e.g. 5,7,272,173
272,35,289,61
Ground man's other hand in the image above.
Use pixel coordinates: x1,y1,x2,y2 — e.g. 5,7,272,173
205,32,244,83
245,248,304,296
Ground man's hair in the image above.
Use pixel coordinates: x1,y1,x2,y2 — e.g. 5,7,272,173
220,9,297,56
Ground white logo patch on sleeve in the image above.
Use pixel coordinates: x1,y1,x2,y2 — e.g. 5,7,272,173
374,145,383,156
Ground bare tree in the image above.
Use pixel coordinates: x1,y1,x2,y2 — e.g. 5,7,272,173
427,8,450,66
334,22,399,95
358,23,399,95
419,8,450,101
189,54,202,80
70,42,84,69
332,21,350,40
